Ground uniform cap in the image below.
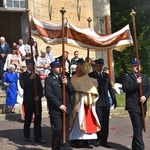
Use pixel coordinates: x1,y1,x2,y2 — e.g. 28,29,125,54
130,59,141,65
50,59,62,68
76,58,84,65
25,59,34,64
55,56,63,61
94,58,104,65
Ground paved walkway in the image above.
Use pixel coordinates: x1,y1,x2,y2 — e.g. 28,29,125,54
0,116,150,150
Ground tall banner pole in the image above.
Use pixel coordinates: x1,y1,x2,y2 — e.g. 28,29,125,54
105,16,114,85
87,17,92,62
130,9,146,132
26,0,38,115
60,7,66,143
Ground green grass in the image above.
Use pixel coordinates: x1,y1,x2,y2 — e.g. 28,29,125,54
116,93,126,107
116,94,150,118
147,99,150,118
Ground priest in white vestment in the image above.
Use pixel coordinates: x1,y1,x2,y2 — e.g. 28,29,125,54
69,61,101,144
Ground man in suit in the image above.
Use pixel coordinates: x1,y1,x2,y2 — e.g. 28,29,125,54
88,58,117,148
70,51,81,76
71,51,80,66
44,59,74,150
19,59,45,144
122,59,150,150
64,51,71,75
0,37,10,79
46,45,53,62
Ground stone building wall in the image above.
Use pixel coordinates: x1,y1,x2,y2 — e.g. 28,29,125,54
27,0,111,62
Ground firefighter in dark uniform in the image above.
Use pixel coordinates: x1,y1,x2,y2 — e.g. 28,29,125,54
88,58,117,148
19,59,45,143
122,59,150,150
44,59,74,150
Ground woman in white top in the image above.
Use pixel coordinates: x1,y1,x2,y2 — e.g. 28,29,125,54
4,46,22,72
36,49,50,74
36,49,51,87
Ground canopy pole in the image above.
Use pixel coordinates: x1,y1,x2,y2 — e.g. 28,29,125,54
105,16,114,85
87,17,92,62
26,0,38,115
60,7,67,143
130,9,146,132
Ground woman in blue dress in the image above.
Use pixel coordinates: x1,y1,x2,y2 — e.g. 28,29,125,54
2,64,18,113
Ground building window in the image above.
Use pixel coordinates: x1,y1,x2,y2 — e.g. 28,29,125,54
0,0,3,7
4,0,26,8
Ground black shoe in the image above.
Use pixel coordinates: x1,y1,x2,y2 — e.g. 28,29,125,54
86,144,93,149
24,137,32,142
35,139,46,144
70,140,82,148
93,140,100,147
84,141,93,149
101,143,111,148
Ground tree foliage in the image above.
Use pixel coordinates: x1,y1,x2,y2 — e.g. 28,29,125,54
110,0,150,82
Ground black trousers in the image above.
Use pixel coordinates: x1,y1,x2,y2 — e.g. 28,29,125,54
23,102,42,140
50,113,70,150
129,111,144,150
96,106,110,144
0,59,4,80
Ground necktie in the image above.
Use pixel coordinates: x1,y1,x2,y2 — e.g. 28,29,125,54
101,72,103,78
135,74,138,78
58,75,62,84
99,72,103,78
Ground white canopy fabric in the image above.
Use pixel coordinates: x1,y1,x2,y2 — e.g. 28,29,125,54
31,17,133,51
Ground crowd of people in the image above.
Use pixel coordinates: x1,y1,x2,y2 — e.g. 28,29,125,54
0,36,150,150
